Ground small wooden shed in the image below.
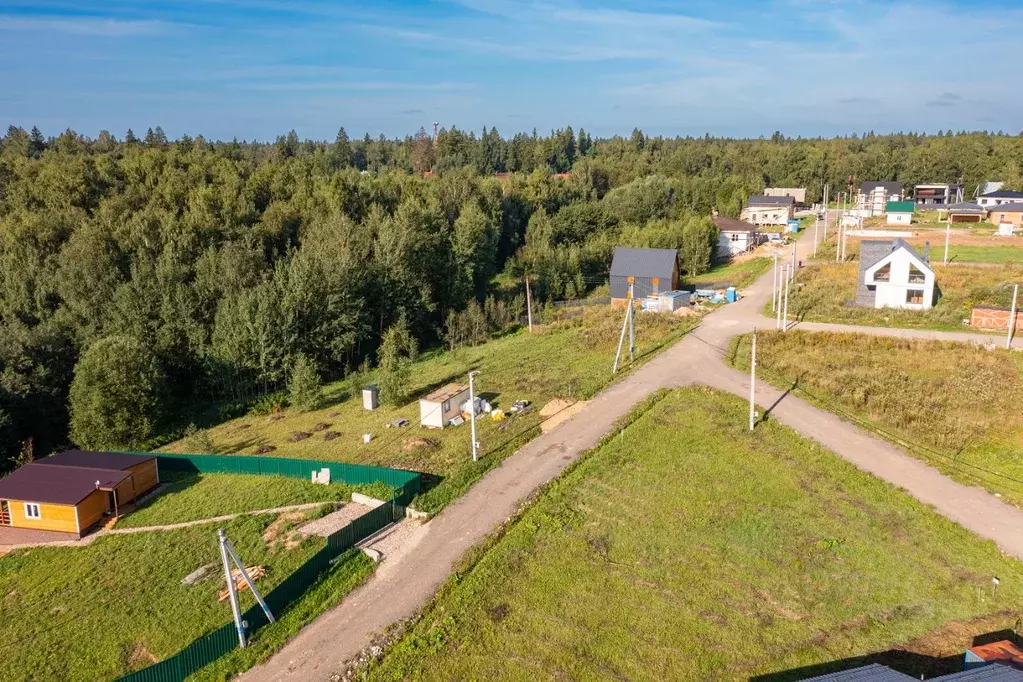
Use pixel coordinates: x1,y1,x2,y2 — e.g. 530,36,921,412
0,451,159,536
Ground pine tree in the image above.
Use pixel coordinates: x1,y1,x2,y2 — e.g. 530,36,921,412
333,127,352,168
125,128,138,144
28,126,45,157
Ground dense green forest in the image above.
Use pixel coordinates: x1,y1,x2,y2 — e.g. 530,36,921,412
1,123,1022,469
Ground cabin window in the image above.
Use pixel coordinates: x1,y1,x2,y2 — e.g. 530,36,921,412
906,289,924,305
24,503,41,519
873,263,891,282
908,264,926,284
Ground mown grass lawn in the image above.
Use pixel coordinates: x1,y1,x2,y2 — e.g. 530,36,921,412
730,330,1023,508
771,261,1022,330
366,387,1023,681
117,473,385,529
0,512,371,682
163,308,698,513
688,256,772,290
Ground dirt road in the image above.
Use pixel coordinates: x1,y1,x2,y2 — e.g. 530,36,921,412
243,226,1023,681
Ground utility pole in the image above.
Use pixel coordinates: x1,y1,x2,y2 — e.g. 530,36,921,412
841,224,848,262
771,254,778,312
220,529,246,648
628,286,636,361
218,529,274,648
944,221,951,265
782,267,790,332
748,329,757,431
813,214,819,257
1008,284,1019,350
525,275,533,332
468,371,479,462
612,280,634,373
836,220,842,263
776,265,785,330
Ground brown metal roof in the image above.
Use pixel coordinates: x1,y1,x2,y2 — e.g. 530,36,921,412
713,215,758,234
36,450,155,471
423,383,470,403
0,463,131,506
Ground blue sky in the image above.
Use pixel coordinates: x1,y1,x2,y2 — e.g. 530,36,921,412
2,0,1021,141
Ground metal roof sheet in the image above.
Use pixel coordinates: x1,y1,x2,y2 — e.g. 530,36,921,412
422,383,470,403
860,181,903,194
0,463,131,506
990,204,1023,213
887,201,915,213
947,202,987,213
609,247,678,279
36,450,155,471
747,195,796,206
800,663,915,681
933,664,1023,680
980,190,1023,199
713,216,758,234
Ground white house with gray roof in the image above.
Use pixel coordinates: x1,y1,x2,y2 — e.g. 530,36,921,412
857,181,903,217
857,239,936,310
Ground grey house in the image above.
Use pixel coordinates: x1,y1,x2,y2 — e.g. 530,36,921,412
856,239,933,308
609,247,679,305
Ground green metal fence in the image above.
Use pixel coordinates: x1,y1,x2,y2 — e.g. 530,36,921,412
115,454,420,682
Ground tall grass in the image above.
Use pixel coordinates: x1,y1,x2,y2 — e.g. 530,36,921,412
776,262,1023,330
731,330,1023,506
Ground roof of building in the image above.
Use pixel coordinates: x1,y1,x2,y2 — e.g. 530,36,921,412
35,450,155,472
932,664,1023,680
609,247,678,279
860,181,903,194
980,190,1023,199
422,383,470,403
713,215,758,234
886,201,915,213
946,202,987,213
0,462,132,505
799,663,915,681
980,181,1006,196
747,195,796,206
967,641,1023,670
860,238,932,275
990,203,1023,213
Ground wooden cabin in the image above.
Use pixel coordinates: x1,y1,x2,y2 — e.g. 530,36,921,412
0,451,159,536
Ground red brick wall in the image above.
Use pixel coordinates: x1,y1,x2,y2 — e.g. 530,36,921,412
971,307,1023,330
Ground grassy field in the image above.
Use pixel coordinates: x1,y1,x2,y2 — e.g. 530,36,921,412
0,512,372,681
688,256,772,289
729,330,1023,508
117,473,385,529
163,307,698,513
366,387,1023,681
944,245,1023,264
772,261,1021,330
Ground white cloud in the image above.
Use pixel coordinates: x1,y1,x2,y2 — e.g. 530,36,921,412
0,15,176,37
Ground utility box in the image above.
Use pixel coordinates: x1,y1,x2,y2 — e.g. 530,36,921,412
362,385,380,411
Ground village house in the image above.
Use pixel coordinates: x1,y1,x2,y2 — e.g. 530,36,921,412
741,195,795,226
0,451,159,536
609,246,680,305
857,181,903,217
988,203,1023,228
856,239,936,310
713,216,763,259
978,189,1023,207
885,201,914,225
763,187,807,205
913,183,962,207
